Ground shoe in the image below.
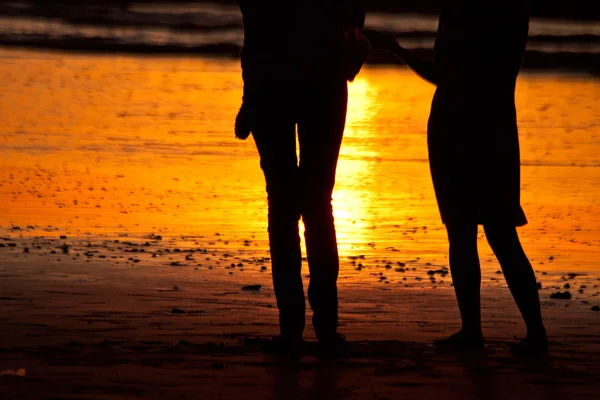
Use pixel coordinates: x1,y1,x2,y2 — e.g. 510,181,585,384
263,334,305,360
434,330,485,351
317,332,349,358
510,336,548,357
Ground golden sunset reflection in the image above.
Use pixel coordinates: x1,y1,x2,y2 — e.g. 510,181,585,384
333,77,381,253
1,50,599,277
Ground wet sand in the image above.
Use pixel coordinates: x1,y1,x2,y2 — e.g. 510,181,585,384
1,233,600,399
1,49,600,398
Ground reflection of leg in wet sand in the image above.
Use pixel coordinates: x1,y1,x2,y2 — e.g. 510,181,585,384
309,361,343,400
270,363,302,400
268,359,343,400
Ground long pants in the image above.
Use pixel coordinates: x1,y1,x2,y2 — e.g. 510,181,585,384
252,77,348,338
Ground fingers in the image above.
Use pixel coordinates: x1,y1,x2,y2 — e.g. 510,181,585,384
362,29,396,52
235,108,252,140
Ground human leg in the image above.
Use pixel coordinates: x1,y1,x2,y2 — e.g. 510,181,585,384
252,87,304,339
436,222,484,348
483,223,546,352
297,79,347,342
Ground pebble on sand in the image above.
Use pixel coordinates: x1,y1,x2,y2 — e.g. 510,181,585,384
591,306,600,312
550,291,572,300
242,284,261,291
171,308,186,314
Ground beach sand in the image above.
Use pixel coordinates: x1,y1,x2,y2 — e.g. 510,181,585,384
1,49,600,399
1,233,599,399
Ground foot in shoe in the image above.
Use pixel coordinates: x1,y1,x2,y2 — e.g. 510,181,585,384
264,335,305,357
317,332,349,357
433,330,485,350
510,335,548,357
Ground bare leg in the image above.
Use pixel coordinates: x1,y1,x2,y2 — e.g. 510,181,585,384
436,223,484,348
483,224,547,347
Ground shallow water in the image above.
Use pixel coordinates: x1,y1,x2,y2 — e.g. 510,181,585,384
0,49,599,282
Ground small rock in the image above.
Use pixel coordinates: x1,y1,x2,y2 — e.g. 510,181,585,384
536,282,542,290
591,306,600,312
563,283,571,289
550,291,572,300
171,308,186,314
241,284,261,291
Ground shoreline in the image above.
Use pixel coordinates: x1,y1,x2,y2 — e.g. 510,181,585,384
0,41,599,75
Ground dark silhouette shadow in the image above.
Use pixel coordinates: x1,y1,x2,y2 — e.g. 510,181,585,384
267,358,343,400
365,0,547,355
236,1,368,354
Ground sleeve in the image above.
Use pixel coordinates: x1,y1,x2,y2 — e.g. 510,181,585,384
238,0,259,104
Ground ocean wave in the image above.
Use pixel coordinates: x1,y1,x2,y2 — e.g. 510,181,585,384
0,2,599,72
1,33,598,74
2,3,599,41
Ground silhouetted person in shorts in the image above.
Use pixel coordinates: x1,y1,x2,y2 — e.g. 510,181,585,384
365,0,547,355
236,1,369,356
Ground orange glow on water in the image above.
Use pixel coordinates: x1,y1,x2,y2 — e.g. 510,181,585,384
1,50,599,276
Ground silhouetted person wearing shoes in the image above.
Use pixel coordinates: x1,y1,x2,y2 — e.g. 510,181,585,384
235,1,369,356
365,0,547,355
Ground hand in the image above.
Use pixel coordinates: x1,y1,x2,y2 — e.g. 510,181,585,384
342,28,372,82
234,102,253,140
361,29,400,53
